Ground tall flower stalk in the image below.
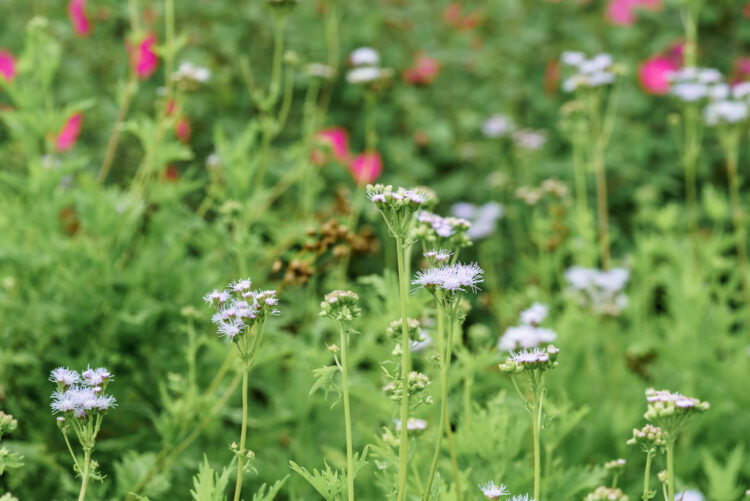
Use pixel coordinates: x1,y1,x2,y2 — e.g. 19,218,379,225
642,388,709,501
500,345,561,501
627,424,665,500
50,366,117,501
560,52,621,269
319,290,363,501
203,279,281,501
367,184,429,501
414,261,484,500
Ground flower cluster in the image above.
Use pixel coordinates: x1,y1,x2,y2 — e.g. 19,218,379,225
367,184,430,238
668,67,724,102
499,345,560,374
394,417,427,433
172,61,210,89
561,52,617,92
451,202,504,240
203,278,280,342
386,317,422,342
320,290,361,322
564,266,629,316
626,423,666,451
415,210,472,248
413,262,483,294
512,129,547,151
604,458,626,471
482,114,513,138
346,47,393,85
384,371,432,404
423,248,453,266
0,411,17,438
644,388,709,423
478,481,510,500
50,366,116,419
498,303,557,352
584,486,629,500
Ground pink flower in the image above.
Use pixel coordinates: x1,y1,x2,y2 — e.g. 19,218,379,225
606,0,662,26
56,113,83,152
175,117,191,143
128,33,159,80
316,127,350,163
403,54,441,86
731,57,750,84
348,151,383,185
0,50,16,82
639,56,679,95
68,0,91,37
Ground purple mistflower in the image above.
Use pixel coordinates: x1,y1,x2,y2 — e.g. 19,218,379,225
81,366,113,387
218,320,244,341
94,394,117,412
203,289,230,306
520,303,548,326
413,262,483,293
49,367,81,387
478,481,510,500
423,248,453,264
230,278,253,293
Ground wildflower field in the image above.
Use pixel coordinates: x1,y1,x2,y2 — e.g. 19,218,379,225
2,0,750,500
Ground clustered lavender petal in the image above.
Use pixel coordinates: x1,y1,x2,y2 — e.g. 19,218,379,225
347,47,393,85
49,366,116,420
320,290,361,322
394,417,427,433
367,184,430,238
415,210,472,248
478,481,510,500
561,52,617,92
626,423,666,451
644,388,709,424
565,266,629,316
413,262,483,294
451,201,504,240
498,303,556,352
499,345,560,374
203,277,280,342
668,67,724,102
584,486,629,501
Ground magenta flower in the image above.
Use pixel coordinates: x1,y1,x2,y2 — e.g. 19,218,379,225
175,116,191,143
639,56,679,95
403,54,440,85
56,113,83,152
316,127,350,163
68,0,91,37
128,33,159,80
0,50,16,83
606,0,661,26
348,151,383,185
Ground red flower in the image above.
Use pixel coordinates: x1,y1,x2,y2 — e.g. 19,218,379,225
56,113,83,152
162,165,179,182
68,0,91,37
0,50,16,83
175,117,191,144
128,33,159,80
316,127,350,164
348,151,383,185
638,42,683,95
403,54,441,86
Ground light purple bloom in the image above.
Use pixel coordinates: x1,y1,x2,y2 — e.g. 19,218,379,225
478,481,510,499
413,262,483,293
49,367,80,387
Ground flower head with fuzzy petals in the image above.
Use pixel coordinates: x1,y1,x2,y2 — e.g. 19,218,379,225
478,481,510,500
413,262,483,294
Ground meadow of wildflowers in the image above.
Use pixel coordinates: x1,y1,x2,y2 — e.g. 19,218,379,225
1,0,750,500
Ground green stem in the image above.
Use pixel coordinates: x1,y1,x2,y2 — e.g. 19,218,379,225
62,431,81,472
97,75,137,183
395,236,411,501
340,323,355,501
77,448,91,501
445,423,462,501
593,145,610,270
642,449,653,501
423,309,454,499
233,362,250,501
666,440,675,501
532,380,543,501
683,105,700,250
725,134,750,308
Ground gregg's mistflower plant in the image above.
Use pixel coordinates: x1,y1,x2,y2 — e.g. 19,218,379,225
49,366,116,501
394,417,428,433
560,52,617,92
415,210,472,250
414,261,484,498
451,201,504,240
478,481,510,500
627,424,666,500
481,113,514,138
346,47,393,85
604,458,626,489
204,277,281,501
367,184,430,501
500,345,560,501
642,388,709,501
564,266,629,316
584,486,629,501
498,304,556,353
